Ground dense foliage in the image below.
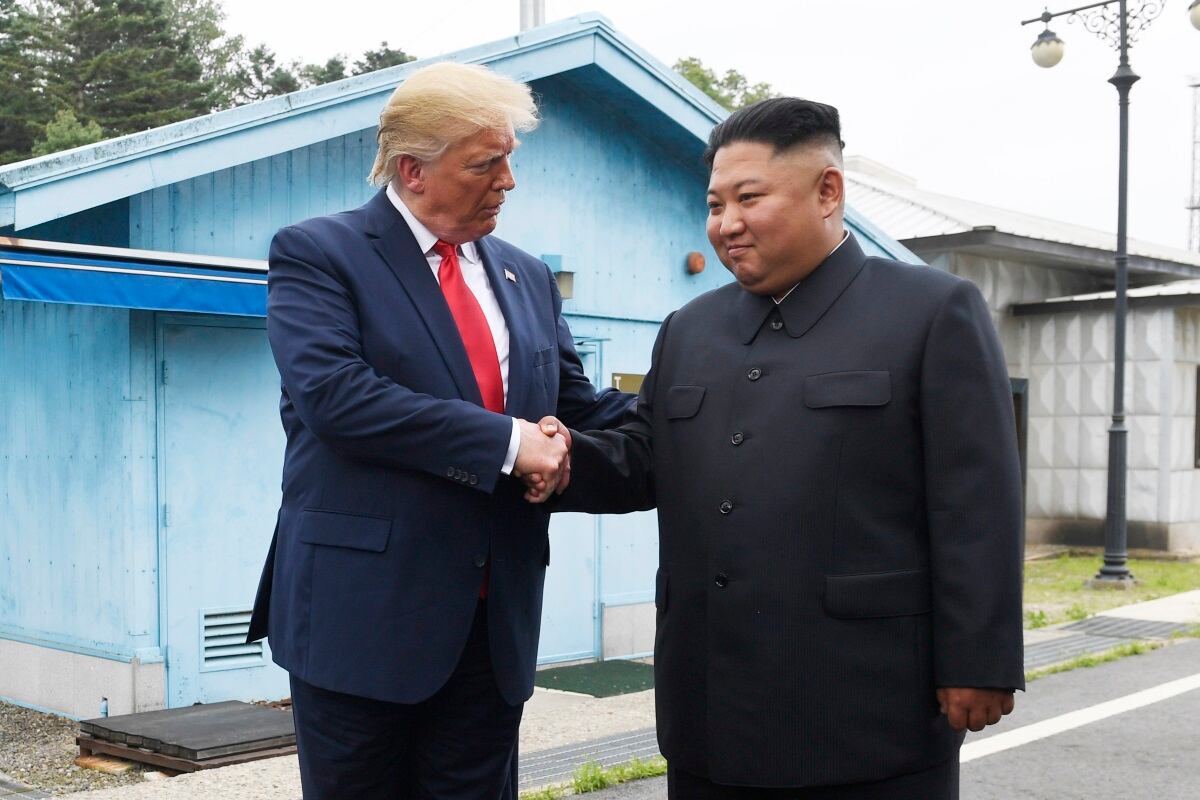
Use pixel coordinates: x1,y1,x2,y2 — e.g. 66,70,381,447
0,0,415,164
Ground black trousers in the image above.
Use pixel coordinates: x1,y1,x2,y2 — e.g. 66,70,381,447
290,602,523,800
667,757,960,800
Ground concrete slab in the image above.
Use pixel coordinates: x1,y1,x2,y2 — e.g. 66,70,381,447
1098,589,1200,623
1022,628,1077,645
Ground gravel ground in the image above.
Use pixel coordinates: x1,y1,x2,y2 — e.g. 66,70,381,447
0,700,148,794
520,687,656,753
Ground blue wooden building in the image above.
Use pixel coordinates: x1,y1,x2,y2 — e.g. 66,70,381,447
0,15,919,718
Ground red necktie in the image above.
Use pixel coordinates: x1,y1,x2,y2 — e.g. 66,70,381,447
434,240,503,599
433,240,505,414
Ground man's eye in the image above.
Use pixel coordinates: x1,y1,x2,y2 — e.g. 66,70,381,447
707,203,721,212
738,193,759,203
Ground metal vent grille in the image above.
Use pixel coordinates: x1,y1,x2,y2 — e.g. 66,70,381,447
201,609,263,671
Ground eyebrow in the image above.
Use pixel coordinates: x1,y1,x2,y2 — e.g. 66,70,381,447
707,178,764,195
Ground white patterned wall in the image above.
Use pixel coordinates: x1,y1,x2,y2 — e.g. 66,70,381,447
1024,308,1174,523
1170,310,1200,524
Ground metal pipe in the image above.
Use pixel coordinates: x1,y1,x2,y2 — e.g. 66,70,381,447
520,0,545,32
1098,0,1137,582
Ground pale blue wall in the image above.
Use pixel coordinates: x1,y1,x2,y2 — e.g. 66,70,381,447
0,301,159,661
129,134,377,258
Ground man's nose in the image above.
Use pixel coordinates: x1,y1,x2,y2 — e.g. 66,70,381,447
495,159,516,191
720,210,745,237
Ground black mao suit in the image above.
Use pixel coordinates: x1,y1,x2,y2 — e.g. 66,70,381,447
559,232,1025,789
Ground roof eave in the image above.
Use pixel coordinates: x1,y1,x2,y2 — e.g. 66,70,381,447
1012,292,1200,316
902,229,1200,280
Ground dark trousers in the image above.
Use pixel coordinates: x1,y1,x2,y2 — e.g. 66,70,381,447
290,602,523,800
667,757,960,800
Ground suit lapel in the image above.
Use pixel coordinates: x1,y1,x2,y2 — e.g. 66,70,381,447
362,191,482,406
477,237,531,418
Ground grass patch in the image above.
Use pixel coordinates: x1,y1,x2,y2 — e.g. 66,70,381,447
1170,625,1200,640
1025,640,1163,682
1023,554,1200,629
519,757,668,798
533,660,654,698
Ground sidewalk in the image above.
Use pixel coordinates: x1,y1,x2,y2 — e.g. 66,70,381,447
48,589,1200,799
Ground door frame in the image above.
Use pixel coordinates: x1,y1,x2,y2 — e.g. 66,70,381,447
153,313,269,703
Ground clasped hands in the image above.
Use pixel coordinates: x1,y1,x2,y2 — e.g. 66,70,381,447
512,416,571,503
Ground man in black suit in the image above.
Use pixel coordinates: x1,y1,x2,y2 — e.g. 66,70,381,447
545,98,1024,798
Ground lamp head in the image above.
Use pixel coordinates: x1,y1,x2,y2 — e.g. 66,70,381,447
1031,27,1065,68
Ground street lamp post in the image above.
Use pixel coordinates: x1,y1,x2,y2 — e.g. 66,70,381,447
1021,1,1196,586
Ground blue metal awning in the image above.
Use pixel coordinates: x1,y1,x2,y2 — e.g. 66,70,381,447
0,238,267,317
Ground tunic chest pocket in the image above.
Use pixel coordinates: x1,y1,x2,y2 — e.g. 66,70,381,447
804,370,891,408
664,385,706,419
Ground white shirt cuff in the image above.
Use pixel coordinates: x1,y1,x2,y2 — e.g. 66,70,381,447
501,418,521,475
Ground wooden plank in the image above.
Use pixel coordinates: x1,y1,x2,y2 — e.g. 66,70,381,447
78,734,295,773
81,701,295,761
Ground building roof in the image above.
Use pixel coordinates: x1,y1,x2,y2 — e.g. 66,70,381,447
845,156,1200,277
1013,278,1200,316
0,13,728,231
0,16,922,267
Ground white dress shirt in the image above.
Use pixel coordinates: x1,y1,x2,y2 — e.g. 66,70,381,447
774,229,850,305
387,185,523,474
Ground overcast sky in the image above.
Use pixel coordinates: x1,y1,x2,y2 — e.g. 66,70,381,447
220,0,1200,251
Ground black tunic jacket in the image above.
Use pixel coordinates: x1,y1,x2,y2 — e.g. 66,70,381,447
559,233,1024,788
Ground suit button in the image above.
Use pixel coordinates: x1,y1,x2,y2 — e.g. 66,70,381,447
719,500,733,514
731,432,744,445
769,319,784,331
469,474,479,486
747,367,762,381
714,572,728,588
473,554,487,568
447,467,456,478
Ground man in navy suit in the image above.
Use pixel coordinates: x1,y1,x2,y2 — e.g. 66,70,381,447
247,62,633,799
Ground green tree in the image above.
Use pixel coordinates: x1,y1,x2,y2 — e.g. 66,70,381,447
41,0,216,136
0,0,47,163
166,0,244,109
231,44,301,104
674,56,776,111
31,108,103,155
352,41,415,75
300,55,347,86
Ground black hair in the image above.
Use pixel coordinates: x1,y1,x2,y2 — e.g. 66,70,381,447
702,97,844,168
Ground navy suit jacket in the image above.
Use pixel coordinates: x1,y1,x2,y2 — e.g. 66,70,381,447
247,189,632,705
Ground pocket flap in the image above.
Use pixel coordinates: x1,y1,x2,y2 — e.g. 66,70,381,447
298,509,392,552
804,370,891,408
824,569,930,618
533,346,555,367
665,385,706,419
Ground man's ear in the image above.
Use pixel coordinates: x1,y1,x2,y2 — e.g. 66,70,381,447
396,155,426,194
819,167,844,219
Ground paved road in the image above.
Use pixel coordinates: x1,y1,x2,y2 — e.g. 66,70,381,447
584,639,1200,799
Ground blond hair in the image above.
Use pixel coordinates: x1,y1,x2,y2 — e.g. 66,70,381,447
368,62,539,186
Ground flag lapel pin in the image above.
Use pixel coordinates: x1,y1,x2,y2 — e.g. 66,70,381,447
504,268,517,283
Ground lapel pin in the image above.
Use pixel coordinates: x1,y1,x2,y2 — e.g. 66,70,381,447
504,268,517,283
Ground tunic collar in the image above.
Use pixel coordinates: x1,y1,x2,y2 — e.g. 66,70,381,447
733,231,869,344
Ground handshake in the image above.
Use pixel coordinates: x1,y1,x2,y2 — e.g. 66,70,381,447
512,417,572,504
